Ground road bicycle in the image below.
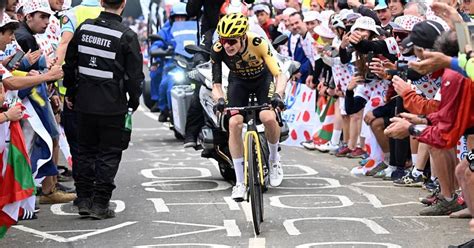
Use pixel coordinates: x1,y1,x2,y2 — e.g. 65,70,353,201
222,102,283,235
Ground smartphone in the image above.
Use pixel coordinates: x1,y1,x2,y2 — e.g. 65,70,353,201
6,50,25,70
365,51,377,81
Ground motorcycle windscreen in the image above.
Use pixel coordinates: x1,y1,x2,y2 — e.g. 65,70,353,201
171,21,198,59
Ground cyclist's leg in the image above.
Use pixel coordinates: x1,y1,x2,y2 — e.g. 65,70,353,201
256,72,280,160
255,72,283,186
227,76,250,199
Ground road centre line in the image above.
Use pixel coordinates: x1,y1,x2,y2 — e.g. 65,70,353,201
249,238,266,248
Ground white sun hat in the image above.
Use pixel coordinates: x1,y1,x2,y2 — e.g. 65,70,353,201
303,11,322,22
350,16,379,35
23,0,54,16
314,21,335,39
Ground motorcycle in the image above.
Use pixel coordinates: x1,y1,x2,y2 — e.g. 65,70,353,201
146,21,198,139
185,35,300,182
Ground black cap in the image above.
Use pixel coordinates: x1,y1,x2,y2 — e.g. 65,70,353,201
407,20,445,49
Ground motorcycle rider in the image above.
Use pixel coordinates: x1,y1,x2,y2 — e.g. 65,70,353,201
212,13,287,201
149,2,189,122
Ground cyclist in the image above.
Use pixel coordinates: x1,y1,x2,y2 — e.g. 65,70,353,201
211,13,287,201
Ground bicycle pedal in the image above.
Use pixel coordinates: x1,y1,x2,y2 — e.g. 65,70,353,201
233,198,244,203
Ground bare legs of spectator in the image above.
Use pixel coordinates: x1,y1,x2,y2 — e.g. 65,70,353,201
42,176,55,195
369,118,389,153
342,115,350,145
452,135,474,220
348,110,362,150
430,147,457,199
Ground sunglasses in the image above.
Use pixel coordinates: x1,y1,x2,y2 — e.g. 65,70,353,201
393,31,409,41
220,38,239,46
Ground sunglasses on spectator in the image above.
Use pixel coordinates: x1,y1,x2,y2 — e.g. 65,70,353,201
220,38,240,46
393,31,409,41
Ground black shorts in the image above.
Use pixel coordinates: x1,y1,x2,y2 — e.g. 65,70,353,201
227,71,275,107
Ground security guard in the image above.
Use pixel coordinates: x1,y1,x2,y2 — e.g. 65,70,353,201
62,0,144,220
57,0,102,202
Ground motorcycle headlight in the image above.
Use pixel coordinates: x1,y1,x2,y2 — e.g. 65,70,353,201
171,70,186,83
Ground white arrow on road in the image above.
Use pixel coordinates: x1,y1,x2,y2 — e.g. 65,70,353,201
152,220,241,239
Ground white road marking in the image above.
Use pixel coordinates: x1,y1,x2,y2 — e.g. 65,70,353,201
223,197,241,210
283,164,319,177
345,185,421,208
223,219,241,236
134,243,232,248
141,167,212,179
249,238,266,248
296,242,401,248
269,194,354,209
276,177,341,189
142,179,232,193
13,221,137,242
46,230,95,234
153,220,241,239
351,181,401,188
241,201,253,222
147,198,170,213
283,217,390,235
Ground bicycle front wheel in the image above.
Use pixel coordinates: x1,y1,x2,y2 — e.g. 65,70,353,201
247,134,263,235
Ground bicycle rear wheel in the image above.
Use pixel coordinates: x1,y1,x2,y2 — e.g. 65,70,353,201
247,135,263,235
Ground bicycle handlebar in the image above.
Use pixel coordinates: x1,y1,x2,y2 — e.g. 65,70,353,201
218,104,284,128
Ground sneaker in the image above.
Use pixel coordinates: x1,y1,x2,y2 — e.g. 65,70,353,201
89,204,115,220
367,162,389,176
384,167,406,181
346,148,367,159
359,158,369,166
329,143,346,155
420,188,440,206
18,208,37,221
75,198,92,216
335,147,352,157
314,142,339,153
393,172,424,187
39,189,77,204
374,166,397,179
269,161,284,187
231,183,247,202
56,183,76,193
423,178,439,192
301,140,317,150
419,194,466,216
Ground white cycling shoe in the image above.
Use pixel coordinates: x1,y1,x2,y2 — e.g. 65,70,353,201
269,161,284,187
231,183,247,202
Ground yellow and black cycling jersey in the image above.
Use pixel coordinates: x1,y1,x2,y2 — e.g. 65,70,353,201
211,32,281,83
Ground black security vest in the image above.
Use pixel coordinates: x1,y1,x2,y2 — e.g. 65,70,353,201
74,17,131,115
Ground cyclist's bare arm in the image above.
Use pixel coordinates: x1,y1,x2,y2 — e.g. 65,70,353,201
259,39,286,96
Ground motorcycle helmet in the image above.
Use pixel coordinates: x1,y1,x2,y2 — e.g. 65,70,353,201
170,2,187,18
217,13,249,38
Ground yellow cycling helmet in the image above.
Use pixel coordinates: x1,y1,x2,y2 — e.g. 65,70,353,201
217,13,249,38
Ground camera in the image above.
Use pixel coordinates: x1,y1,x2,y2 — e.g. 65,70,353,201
365,51,378,81
386,60,409,81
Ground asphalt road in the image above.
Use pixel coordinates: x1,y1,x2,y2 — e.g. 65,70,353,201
1,106,472,248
